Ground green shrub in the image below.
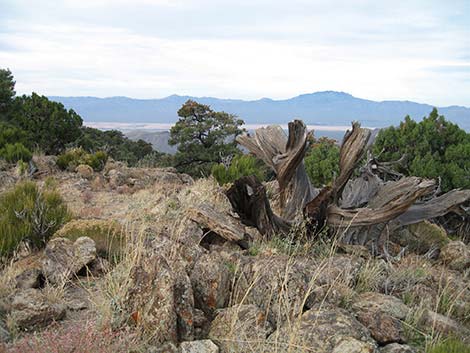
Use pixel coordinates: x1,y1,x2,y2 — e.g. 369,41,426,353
211,154,266,185
0,181,71,258
304,137,340,187
373,108,470,191
53,219,123,261
136,151,174,168
428,338,470,353
57,147,107,172
0,142,32,163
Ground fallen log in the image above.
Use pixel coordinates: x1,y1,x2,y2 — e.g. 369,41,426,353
186,204,246,243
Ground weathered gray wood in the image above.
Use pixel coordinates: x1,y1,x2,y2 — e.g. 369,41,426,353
226,176,291,237
395,189,470,226
333,122,371,201
187,204,246,242
236,120,315,220
340,169,383,209
328,178,435,228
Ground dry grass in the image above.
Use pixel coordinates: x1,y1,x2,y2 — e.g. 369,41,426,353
354,259,387,293
85,220,148,330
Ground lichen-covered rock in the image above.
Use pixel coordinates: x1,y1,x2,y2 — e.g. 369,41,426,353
231,256,314,327
419,309,466,337
42,237,97,284
180,340,219,353
209,304,273,353
9,288,66,330
193,308,210,340
15,268,43,289
269,306,378,353
352,292,409,344
315,255,365,286
173,260,195,341
125,254,177,344
440,241,470,271
190,253,232,317
380,343,417,353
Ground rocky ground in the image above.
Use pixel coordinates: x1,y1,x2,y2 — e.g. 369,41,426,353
0,156,470,353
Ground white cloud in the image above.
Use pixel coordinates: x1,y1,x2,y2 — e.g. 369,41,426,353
1,0,469,105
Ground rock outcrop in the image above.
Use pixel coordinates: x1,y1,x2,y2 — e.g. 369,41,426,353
9,288,66,330
42,237,97,284
352,292,409,344
209,304,273,353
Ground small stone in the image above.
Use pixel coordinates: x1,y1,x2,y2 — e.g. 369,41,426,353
380,343,417,353
180,340,219,353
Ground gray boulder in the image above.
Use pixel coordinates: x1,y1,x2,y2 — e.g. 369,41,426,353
42,236,97,284
352,292,409,344
268,306,378,353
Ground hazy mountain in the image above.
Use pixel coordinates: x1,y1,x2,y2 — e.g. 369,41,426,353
50,91,470,129
126,130,177,154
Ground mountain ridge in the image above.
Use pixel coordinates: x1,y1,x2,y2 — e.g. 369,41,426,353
49,91,470,130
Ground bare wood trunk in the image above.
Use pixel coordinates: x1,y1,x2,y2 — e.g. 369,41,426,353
236,120,315,220
226,176,291,237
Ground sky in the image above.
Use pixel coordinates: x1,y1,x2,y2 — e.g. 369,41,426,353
0,0,469,106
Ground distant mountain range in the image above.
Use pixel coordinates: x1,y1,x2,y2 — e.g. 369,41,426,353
49,91,470,129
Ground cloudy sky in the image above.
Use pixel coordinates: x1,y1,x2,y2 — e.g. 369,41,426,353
1,0,469,105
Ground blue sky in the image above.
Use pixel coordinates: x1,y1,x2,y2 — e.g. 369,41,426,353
0,0,469,106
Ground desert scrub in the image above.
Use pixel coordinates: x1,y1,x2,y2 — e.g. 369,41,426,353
0,142,32,163
54,219,124,261
57,147,107,172
0,181,71,258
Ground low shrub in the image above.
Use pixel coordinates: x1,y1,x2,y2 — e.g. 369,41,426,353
0,143,32,163
57,148,107,172
211,154,266,185
0,181,71,258
54,219,124,261
304,137,340,187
